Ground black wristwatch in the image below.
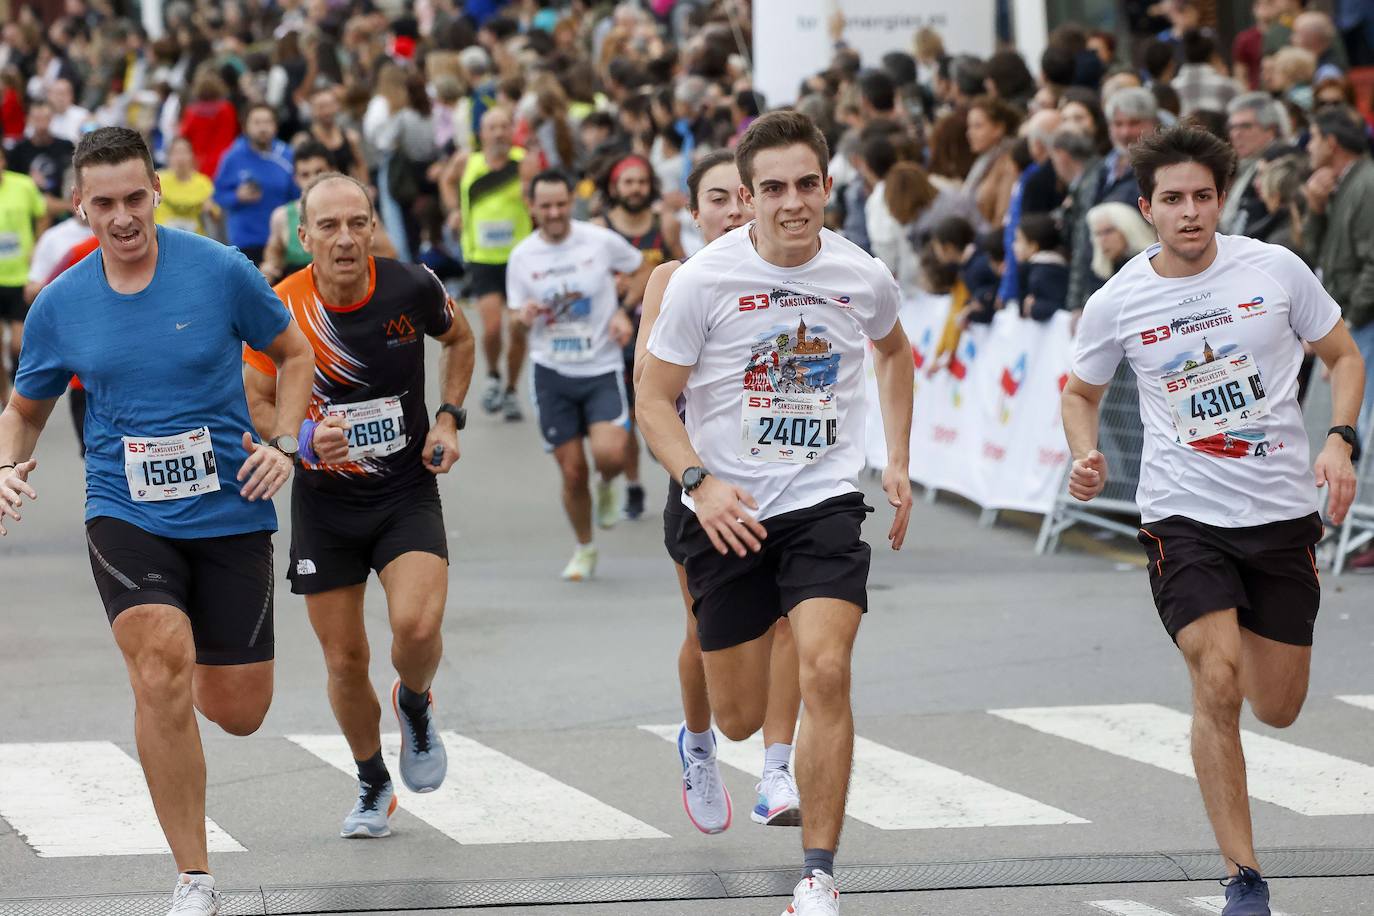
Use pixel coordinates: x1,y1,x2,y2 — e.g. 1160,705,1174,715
436,403,467,430
1328,425,1361,461
269,434,299,459
681,466,710,494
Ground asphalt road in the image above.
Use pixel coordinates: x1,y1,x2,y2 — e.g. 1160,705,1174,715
2,332,1373,915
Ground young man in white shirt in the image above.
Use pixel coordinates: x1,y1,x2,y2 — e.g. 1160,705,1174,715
638,111,915,916
507,170,646,580
1062,124,1364,916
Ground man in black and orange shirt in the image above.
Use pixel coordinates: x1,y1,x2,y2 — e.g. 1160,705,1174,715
243,173,476,839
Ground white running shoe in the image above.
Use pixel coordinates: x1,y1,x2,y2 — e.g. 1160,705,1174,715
752,764,802,826
340,778,398,838
561,544,598,581
677,724,732,834
595,480,619,529
782,870,839,915
480,376,503,414
168,874,220,916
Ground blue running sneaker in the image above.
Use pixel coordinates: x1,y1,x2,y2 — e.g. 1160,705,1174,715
1222,866,1271,915
392,679,448,793
340,779,397,838
752,764,802,826
676,723,731,834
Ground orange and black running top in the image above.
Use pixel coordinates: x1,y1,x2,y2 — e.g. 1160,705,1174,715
244,256,454,496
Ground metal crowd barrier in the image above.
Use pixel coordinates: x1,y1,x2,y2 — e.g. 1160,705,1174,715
1035,363,1144,554
1329,421,1374,575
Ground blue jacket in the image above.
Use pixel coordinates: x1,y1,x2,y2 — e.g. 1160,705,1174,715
1024,253,1070,322
213,137,297,249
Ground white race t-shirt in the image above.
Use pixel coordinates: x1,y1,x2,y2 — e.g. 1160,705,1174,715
648,224,900,521
506,222,645,377
28,218,93,285
1073,233,1341,527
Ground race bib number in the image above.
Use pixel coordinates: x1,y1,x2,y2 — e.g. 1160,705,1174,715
123,427,221,502
476,219,515,249
0,232,18,259
548,321,595,363
1162,351,1269,444
325,396,407,460
739,392,838,464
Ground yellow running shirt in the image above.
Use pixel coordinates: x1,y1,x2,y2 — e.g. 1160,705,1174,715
155,169,215,235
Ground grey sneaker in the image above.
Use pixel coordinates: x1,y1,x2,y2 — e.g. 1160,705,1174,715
501,388,523,421
480,376,502,414
392,678,448,793
168,875,220,915
341,778,397,838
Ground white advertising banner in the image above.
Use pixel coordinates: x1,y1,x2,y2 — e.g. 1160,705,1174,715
752,0,996,108
864,295,1073,515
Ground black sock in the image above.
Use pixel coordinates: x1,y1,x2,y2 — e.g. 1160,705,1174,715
397,682,430,714
803,848,835,881
356,750,390,787
183,870,209,876
487,371,500,380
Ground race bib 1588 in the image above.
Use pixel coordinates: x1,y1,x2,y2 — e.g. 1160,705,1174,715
123,427,221,502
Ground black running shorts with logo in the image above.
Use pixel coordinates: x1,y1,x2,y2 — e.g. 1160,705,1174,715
663,478,687,566
531,363,630,449
287,478,448,595
467,262,508,299
1137,512,1322,646
0,285,28,322
85,516,275,665
677,492,873,651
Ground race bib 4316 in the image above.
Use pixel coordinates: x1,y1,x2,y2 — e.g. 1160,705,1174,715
1162,351,1269,444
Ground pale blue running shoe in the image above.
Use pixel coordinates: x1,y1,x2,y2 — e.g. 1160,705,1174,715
340,779,397,838
1222,866,1271,915
392,678,448,793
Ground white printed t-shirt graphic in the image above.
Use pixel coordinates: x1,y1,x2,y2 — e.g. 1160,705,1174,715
1072,234,1340,527
123,426,221,502
647,224,900,520
506,222,645,377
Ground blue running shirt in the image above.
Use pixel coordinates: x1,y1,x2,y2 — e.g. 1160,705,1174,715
15,227,291,538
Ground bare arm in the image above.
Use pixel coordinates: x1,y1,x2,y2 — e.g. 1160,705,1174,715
1309,320,1364,524
0,393,60,536
632,260,681,389
620,258,654,309
438,151,468,213
421,305,477,475
871,321,915,550
261,206,288,283
661,209,684,262
1060,372,1111,501
235,322,314,502
346,130,369,184
243,361,277,439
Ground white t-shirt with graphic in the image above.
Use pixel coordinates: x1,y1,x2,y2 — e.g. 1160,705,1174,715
648,224,900,521
506,221,645,377
1073,233,1341,527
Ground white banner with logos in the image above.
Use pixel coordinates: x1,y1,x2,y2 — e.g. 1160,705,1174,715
752,0,995,108
864,293,1074,515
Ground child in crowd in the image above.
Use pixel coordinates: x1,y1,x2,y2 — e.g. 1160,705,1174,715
1013,212,1069,322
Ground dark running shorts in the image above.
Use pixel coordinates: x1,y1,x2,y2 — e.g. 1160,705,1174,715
531,363,629,449
0,285,27,322
677,492,873,651
85,516,275,665
1137,512,1323,646
663,477,687,566
287,479,448,595
467,262,508,299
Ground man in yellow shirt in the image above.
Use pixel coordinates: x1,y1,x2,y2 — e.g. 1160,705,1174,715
0,146,49,401
155,136,218,236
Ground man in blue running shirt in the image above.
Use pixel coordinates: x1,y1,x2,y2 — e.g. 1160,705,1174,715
0,127,316,916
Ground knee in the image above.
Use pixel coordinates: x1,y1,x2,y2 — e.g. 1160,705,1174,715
1191,655,1243,719
205,703,269,737
559,458,589,492
322,641,371,681
714,702,765,742
1251,690,1306,729
799,651,851,709
128,641,195,701
393,613,443,652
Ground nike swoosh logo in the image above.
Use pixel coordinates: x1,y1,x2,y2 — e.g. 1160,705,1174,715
176,322,191,330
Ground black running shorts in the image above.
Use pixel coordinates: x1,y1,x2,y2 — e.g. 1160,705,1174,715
467,262,508,299
677,492,873,651
1137,512,1323,646
531,363,629,449
0,285,27,322
287,479,448,595
663,477,687,566
85,516,275,665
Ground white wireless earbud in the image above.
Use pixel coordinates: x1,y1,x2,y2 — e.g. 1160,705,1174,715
77,205,87,221
153,192,162,208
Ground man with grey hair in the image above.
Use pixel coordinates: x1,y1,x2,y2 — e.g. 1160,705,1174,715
1222,92,1290,236
1050,129,1101,298
1068,87,1158,310
1293,10,1348,82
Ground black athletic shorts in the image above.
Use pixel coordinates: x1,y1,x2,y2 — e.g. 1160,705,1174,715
467,262,508,299
0,285,27,322
677,492,873,651
663,477,687,566
531,363,630,449
85,516,275,665
287,479,448,595
1137,512,1323,646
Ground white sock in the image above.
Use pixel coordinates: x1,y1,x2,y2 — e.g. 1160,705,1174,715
764,742,793,774
179,873,215,888
684,725,715,759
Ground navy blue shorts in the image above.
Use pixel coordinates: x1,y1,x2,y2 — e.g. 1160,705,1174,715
531,363,629,449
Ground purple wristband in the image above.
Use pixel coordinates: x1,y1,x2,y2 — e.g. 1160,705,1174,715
299,419,319,465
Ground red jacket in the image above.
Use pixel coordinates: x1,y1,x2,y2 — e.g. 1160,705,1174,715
179,100,239,178
1,88,25,143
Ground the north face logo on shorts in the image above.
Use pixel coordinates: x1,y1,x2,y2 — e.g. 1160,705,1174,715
296,559,317,575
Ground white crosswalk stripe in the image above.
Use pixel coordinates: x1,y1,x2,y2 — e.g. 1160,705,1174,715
287,731,668,844
990,703,1374,816
1336,694,1374,713
1088,902,1181,916
0,741,244,858
640,725,1088,829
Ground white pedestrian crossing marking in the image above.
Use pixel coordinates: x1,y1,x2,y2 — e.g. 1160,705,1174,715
1336,695,1374,713
288,732,668,844
1088,902,1181,916
0,741,244,857
1188,895,1288,915
991,703,1374,816
640,725,1087,829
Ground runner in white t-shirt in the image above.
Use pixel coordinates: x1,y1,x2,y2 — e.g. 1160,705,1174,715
507,169,645,581
638,111,915,916
1062,125,1364,916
